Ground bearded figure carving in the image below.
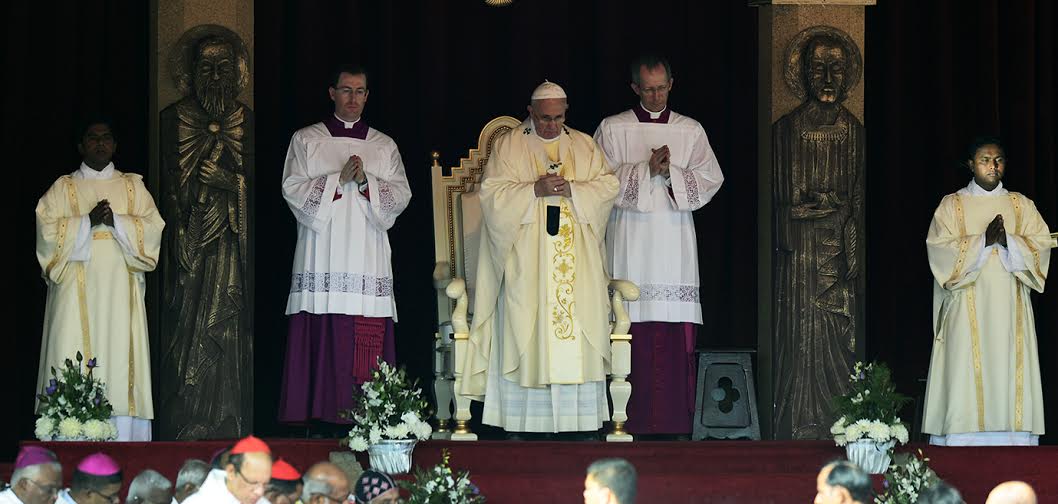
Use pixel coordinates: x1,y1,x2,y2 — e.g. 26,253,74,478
157,24,254,439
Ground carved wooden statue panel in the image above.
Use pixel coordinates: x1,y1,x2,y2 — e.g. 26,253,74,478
157,24,254,440
772,26,865,440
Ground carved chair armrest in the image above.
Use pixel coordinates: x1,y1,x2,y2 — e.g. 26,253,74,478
608,279,640,337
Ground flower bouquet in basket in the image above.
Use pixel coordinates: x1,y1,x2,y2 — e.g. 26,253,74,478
401,449,485,504
830,361,910,473
875,450,940,504
344,359,433,474
35,352,117,441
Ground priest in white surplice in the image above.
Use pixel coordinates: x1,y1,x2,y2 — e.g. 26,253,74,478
594,56,724,435
278,65,412,426
923,137,1052,446
461,81,619,434
35,119,164,441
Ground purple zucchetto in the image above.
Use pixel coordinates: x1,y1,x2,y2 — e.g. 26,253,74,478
15,446,58,469
76,453,121,476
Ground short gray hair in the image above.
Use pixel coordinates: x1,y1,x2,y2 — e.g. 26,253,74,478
823,460,872,503
126,470,172,503
175,459,210,490
587,458,637,504
301,478,333,502
10,461,63,486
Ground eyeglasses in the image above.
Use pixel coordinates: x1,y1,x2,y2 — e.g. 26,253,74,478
335,86,368,97
638,83,671,95
315,490,352,503
24,478,60,496
235,470,267,490
90,488,122,504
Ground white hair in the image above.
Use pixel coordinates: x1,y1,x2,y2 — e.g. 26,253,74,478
10,462,62,486
126,470,172,503
175,459,210,490
301,478,333,502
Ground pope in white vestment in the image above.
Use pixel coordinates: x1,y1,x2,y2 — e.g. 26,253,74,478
35,122,164,441
923,139,1053,446
460,81,619,433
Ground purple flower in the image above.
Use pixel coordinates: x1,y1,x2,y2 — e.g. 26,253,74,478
858,372,866,380
93,395,102,406
883,479,889,489
87,358,97,369
46,379,58,395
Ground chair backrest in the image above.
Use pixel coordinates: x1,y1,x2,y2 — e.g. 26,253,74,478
430,116,521,325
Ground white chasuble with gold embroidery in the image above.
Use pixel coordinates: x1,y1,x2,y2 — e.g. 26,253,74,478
35,164,165,439
923,180,1052,445
462,119,618,432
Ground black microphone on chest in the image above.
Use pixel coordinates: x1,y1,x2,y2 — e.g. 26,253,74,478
546,161,562,236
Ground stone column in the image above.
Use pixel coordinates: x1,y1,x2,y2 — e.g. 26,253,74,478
752,0,873,440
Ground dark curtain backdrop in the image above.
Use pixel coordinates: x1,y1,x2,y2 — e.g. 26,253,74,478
6,0,1055,459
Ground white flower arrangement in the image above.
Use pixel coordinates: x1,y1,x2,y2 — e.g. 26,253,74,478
35,352,117,441
345,359,433,451
875,450,939,504
831,416,909,447
831,361,910,448
401,450,485,504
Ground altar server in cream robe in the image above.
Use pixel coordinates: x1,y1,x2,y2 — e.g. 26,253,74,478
35,119,165,441
924,136,1053,446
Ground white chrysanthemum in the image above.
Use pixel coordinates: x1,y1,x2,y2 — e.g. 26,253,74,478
401,411,420,424
108,422,119,439
369,425,383,444
386,423,410,439
834,433,847,447
349,436,369,452
82,419,109,440
35,416,56,440
891,423,909,444
866,421,891,441
58,417,83,438
844,422,864,441
830,417,846,435
411,420,433,440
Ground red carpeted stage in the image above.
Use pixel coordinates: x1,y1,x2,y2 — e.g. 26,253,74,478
4,440,1056,503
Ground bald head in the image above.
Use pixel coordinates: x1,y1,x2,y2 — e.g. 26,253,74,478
986,481,1037,504
301,462,350,504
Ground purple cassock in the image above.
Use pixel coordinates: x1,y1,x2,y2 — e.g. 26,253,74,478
277,115,397,425
625,105,696,435
626,321,697,434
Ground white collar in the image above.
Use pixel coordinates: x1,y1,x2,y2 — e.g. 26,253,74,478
966,178,1007,196
639,102,666,119
56,489,77,504
334,114,361,128
78,162,115,180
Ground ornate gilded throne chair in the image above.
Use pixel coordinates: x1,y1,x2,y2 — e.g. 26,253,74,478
429,116,639,442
